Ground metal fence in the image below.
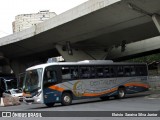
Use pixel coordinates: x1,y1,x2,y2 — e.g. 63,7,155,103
148,76,160,90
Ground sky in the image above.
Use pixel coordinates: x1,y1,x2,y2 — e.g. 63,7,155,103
0,0,88,38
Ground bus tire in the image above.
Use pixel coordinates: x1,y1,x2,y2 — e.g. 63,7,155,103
100,96,109,101
115,88,126,99
61,92,72,106
45,102,55,107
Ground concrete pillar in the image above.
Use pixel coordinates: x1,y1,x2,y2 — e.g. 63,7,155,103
152,14,160,33
10,58,46,77
1,65,11,74
55,44,94,62
56,44,108,62
10,60,27,77
0,52,4,58
0,56,12,74
0,52,3,56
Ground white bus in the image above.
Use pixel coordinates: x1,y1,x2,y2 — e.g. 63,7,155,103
23,60,149,107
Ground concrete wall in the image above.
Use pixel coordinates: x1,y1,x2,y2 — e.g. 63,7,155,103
148,76,160,90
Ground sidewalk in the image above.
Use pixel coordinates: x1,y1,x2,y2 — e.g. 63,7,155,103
146,90,160,99
0,93,21,107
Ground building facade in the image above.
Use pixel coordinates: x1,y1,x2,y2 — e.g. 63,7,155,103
12,10,56,33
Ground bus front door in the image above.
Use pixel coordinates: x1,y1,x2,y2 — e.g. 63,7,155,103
43,67,58,105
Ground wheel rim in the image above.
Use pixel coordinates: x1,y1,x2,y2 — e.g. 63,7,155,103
119,90,125,98
64,96,70,103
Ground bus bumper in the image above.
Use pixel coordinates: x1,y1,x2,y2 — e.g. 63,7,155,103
24,95,43,104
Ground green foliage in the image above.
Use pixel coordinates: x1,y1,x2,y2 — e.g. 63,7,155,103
126,54,160,63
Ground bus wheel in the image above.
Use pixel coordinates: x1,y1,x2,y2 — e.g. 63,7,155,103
61,93,72,106
100,96,109,101
115,88,126,99
45,102,55,107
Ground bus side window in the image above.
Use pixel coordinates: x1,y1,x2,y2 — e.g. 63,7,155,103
44,68,57,84
97,67,104,78
70,66,78,79
80,67,90,79
130,66,136,76
62,67,71,80
110,67,116,77
136,66,147,76
117,66,124,77
135,66,140,76
104,67,110,78
124,66,130,77
142,66,148,76
90,66,96,78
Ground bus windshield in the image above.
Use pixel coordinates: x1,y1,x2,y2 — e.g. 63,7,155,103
23,68,43,93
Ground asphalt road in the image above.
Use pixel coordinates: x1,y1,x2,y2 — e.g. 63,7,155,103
0,91,160,120
1,91,160,111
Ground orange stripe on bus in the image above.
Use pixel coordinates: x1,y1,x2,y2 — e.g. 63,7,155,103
83,87,118,97
125,83,149,88
49,85,64,92
48,83,149,97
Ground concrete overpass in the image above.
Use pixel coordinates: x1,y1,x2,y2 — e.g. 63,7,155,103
0,0,160,75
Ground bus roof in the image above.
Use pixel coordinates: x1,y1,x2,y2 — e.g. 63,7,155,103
26,60,147,71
